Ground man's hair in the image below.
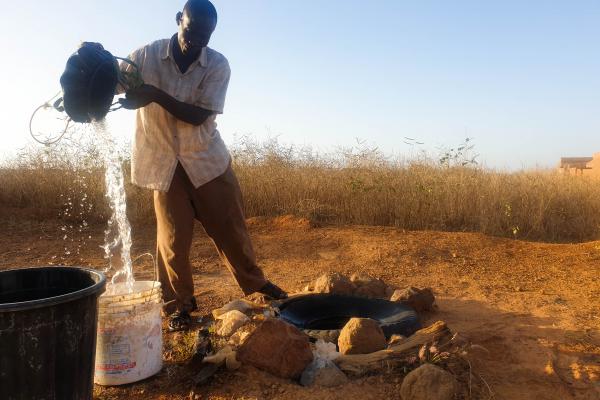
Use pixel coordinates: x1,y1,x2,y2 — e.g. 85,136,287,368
184,0,218,23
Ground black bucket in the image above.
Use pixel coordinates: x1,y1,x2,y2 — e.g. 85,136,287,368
0,267,106,400
60,42,119,123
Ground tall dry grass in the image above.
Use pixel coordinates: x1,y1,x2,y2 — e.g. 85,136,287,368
1,137,599,242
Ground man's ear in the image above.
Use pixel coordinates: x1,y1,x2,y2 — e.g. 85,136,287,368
176,11,183,25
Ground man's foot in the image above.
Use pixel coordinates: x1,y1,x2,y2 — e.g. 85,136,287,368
258,281,288,300
168,310,192,332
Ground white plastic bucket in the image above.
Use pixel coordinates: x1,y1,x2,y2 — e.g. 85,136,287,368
94,281,163,386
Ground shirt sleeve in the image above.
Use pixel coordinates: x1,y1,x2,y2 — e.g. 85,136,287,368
194,57,231,114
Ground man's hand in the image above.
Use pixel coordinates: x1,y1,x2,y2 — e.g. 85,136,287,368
119,84,161,110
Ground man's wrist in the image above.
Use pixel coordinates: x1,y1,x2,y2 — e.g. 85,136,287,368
153,87,168,106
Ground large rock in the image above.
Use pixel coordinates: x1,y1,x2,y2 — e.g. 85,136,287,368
312,273,356,295
338,318,386,355
237,319,313,379
351,273,389,298
391,287,435,312
300,360,348,387
400,363,459,400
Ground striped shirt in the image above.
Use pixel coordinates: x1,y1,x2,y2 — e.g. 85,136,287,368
123,38,231,191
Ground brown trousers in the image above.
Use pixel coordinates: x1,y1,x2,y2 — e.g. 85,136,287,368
154,163,267,314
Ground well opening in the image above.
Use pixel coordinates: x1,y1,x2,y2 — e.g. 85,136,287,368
277,293,421,337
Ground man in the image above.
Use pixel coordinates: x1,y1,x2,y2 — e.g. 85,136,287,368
119,0,287,331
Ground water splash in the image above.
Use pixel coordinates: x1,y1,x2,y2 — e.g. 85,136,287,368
55,169,94,262
94,121,135,294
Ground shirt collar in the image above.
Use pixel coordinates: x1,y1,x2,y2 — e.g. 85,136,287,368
161,37,208,67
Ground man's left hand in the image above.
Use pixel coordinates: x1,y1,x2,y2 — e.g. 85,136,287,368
119,84,161,110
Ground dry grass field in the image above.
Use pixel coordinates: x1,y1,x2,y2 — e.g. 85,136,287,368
1,138,599,399
3,137,600,242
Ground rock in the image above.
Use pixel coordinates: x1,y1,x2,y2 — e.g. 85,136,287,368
312,273,356,295
213,298,267,318
245,292,271,305
349,272,371,285
252,313,267,322
400,363,459,400
385,285,396,298
314,339,340,361
215,310,250,336
350,273,389,298
388,334,406,346
304,329,340,344
237,319,313,379
390,287,435,312
228,330,251,347
212,300,250,318
338,318,387,355
201,346,242,371
225,351,242,371
300,360,348,387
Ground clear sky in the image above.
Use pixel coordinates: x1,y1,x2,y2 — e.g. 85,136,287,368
1,1,599,169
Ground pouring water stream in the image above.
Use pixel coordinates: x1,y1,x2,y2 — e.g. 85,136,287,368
94,121,135,295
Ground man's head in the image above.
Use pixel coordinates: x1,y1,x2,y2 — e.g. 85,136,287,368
176,0,218,56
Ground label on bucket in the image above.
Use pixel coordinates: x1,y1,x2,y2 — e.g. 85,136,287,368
94,319,163,385
95,329,137,374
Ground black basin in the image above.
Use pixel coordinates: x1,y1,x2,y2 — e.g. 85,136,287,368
277,293,421,338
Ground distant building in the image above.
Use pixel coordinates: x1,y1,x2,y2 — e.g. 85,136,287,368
559,153,600,175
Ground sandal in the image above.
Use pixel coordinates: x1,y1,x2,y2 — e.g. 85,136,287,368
168,311,192,332
190,296,198,312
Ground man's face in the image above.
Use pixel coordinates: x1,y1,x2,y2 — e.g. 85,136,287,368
177,9,216,56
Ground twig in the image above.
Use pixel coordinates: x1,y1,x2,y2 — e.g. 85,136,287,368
478,373,494,399
549,352,573,387
466,358,473,399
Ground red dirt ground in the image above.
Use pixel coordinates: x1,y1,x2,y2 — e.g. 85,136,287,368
1,215,599,400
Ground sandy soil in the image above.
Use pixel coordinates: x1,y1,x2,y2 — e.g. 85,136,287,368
1,215,599,400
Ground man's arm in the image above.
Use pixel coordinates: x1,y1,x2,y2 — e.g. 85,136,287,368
119,84,214,126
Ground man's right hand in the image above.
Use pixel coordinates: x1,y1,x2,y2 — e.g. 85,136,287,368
119,84,161,110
